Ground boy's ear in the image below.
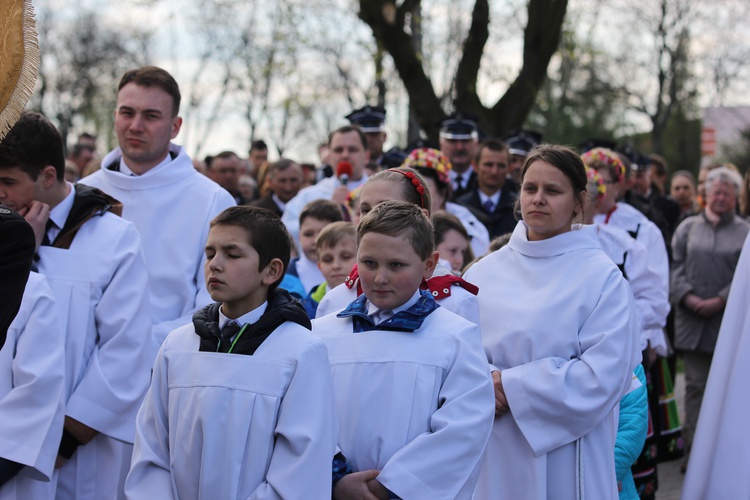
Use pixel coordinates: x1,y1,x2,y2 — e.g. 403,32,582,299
41,165,58,189
262,258,284,286
422,250,439,280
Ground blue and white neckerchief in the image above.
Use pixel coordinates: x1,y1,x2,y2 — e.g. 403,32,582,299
337,289,439,333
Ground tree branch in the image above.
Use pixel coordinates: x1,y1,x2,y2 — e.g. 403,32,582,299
454,0,490,121
359,0,444,139
492,0,568,136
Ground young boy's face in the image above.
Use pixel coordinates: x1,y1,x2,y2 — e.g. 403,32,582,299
317,238,356,289
299,217,330,262
204,224,270,319
357,230,436,311
0,166,44,211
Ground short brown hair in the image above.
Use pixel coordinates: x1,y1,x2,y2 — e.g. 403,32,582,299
118,66,181,117
475,138,508,164
358,200,434,260
315,221,356,253
299,199,344,226
327,125,367,151
210,206,290,293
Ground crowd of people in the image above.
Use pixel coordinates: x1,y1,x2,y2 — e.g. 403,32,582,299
1,64,749,500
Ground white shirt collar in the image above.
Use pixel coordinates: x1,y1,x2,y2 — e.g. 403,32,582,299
219,301,268,329
478,189,501,206
366,289,422,321
271,193,287,211
47,182,75,240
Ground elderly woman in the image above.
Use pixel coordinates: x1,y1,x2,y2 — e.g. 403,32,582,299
671,166,750,471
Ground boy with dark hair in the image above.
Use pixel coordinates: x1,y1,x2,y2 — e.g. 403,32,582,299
314,200,494,499
127,206,336,499
286,198,344,294
0,111,152,499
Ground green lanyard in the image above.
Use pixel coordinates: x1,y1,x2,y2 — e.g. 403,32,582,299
217,323,249,354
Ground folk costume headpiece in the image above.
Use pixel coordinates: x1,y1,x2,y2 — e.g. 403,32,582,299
401,148,452,186
581,147,626,184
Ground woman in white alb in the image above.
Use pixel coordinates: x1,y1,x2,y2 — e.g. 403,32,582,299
465,145,640,500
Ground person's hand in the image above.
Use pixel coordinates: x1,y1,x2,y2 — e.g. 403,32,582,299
65,416,99,445
492,370,509,417
18,200,50,250
366,478,390,499
54,454,66,469
331,185,349,205
683,293,702,312
334,470,382,500
694,297,725,318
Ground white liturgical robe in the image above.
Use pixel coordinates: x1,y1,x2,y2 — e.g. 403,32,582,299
464,223,640,500
0,273,65,500
37,211,152,500
126,321,337,499
595,223,670,354
681,233,750,499
314,306,494,499
84,144,235,358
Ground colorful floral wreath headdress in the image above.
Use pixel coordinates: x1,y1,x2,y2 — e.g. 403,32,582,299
581,147,625,184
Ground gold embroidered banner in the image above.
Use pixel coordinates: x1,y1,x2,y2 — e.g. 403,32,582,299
0,0,39,141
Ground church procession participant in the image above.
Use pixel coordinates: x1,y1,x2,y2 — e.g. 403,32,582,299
586,148,670,356
282,125,369,249
249,158,304,217
503,129,542,185
286,199,345,295
0,271,65,500
302,221,357,318
402,147,491,258
0,112,152,499
83,66,235,359
465,145,640,499
454,139,519,240
440,113,480,200
315,201,494,499
315,167,480,325
345,105,388,167
126,206,336,499
0,206,35,349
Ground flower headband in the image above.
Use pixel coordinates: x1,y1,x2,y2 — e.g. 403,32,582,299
585,166,607,199
401,148,452,185
391,168,427,209
581,147,625,183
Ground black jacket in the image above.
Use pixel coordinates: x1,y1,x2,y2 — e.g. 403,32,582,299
193,288,311,355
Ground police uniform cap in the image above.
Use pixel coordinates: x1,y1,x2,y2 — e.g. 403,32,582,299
345,105,386,133
438,112,479,140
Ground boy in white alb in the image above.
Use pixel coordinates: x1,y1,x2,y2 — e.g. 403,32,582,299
83,66,235,359
0,272,65,500
314,201,494,499
0,112,152,500
127,206,337,499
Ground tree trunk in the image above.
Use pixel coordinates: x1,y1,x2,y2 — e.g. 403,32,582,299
359,0,568,141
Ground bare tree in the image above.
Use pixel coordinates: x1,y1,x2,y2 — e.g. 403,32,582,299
33,8,150,151
358,0,568,140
